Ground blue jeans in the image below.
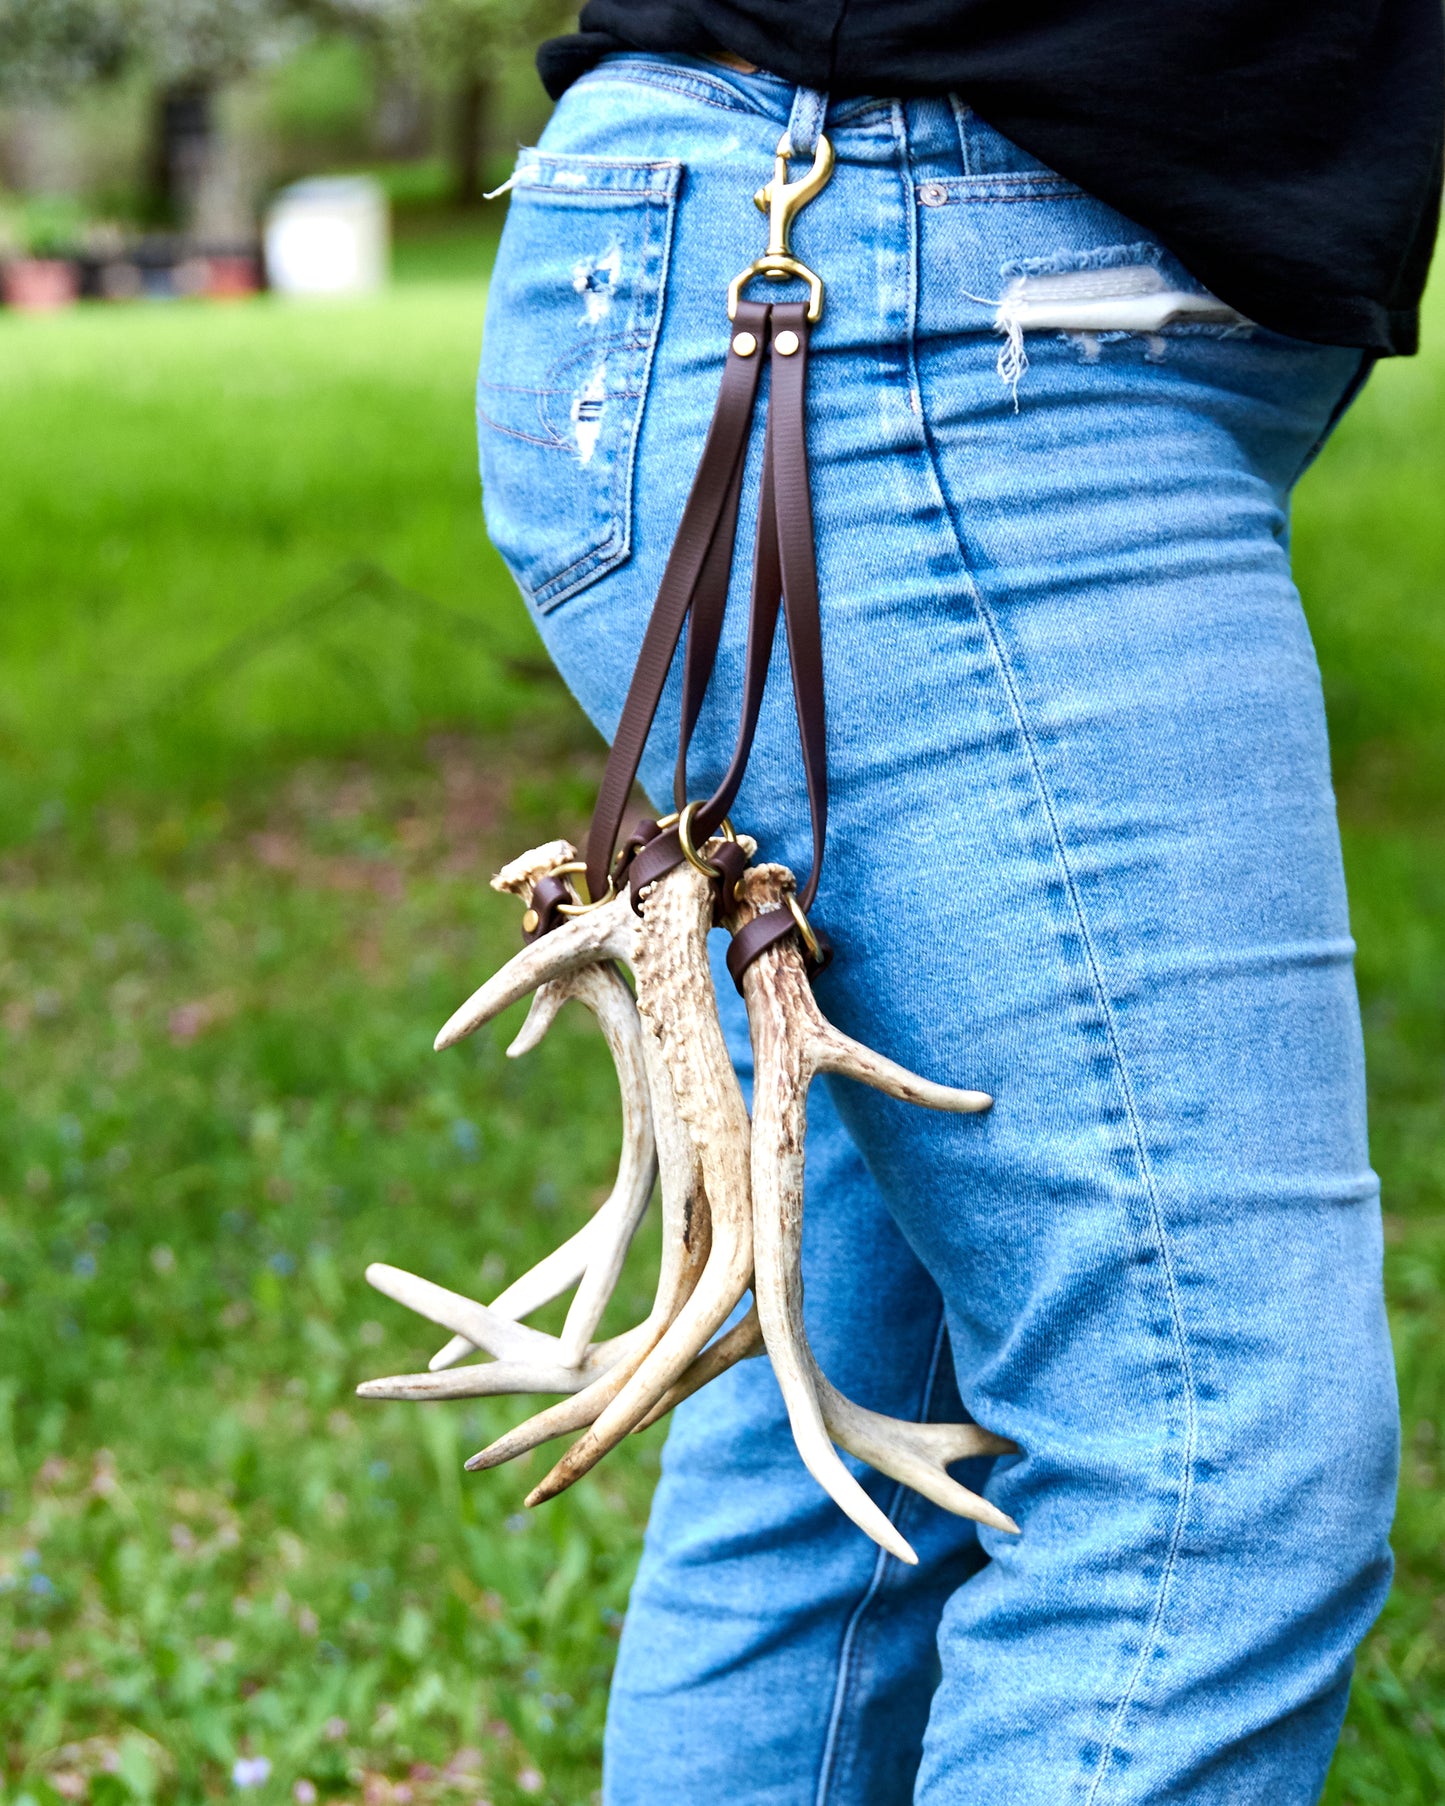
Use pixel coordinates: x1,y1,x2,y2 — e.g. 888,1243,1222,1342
477,58,1398,1806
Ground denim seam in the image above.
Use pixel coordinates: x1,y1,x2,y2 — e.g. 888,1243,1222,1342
946,94,974,177
576,58,770,117
514,153,683,191
476,409,568,451
611,170,678,614
894,99,927,451
813,1307,955,1806
576,59,897,131
581,68,768,119
917,176,1086,203
901,116,1200,1799
811,109,935,1806
924,505,1201,1802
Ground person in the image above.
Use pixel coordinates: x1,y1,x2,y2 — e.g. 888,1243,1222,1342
474,5,1442,1800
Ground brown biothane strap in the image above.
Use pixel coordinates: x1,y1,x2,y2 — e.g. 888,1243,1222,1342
583,299,770,906
582,300,829,984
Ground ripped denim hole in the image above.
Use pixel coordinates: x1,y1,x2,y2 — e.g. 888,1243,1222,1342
991,262,1249,401
572,242,622,324
571,361,609,464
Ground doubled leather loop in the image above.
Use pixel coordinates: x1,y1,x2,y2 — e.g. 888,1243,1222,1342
627,826,685,910
725,907,800,987
584,301,770,904
761,303,827,913
524,872,573,942
584,298,830,983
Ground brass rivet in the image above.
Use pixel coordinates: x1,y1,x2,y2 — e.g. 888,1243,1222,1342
731,330,757,357
522,908,539,934
774,329,800,356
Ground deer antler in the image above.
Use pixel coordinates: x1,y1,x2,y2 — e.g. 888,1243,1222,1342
359,845,673,1401
735,864,1016,1561
463,986,712,1472
631,1303,764,1430
425,844,658,1371
482,853,758,1500
359,837,1021,1563
362,844,716,1452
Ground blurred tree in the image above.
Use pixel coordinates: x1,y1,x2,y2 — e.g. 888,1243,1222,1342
0,0,565,218
338,0,569,204
0,0,303,221
126,1,298,221
0,0,131,94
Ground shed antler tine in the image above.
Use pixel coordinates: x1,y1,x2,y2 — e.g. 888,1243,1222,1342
817,1381,1021,1533
741,892,921,1562
735,864,1011,1558
427,842,652,1371
359,1350,615,1402
552,961,658,1366
506,983,569,1058
432,841,636,1053
632,1304,765,1431
464,1192,710,1472
464,1362,631,1471
433,896,634,1052
523,1206,751,1503
464,967,714,1472
364,1263,568,1366
814,1026,993,1114
429,1212,615,1372
439,958,659,1372
525,859,756,1505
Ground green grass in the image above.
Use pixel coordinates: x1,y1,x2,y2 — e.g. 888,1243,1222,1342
1295,305,1445,1802
0,244,1442,1804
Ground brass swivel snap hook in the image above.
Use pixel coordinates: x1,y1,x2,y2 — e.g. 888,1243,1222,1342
727,130,835,323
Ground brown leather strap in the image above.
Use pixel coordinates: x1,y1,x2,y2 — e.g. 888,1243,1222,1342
673,441,748,812
685,307,825,886
627,824,685,907
687,400,783,845
584,298,830,985
524,871,574,942
725,906,798,984
584,300,769,903
766,304,827,914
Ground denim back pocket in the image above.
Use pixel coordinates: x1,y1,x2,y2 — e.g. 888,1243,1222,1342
478,153,680,613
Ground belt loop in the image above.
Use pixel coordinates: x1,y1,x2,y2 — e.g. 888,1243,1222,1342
783,86,829,158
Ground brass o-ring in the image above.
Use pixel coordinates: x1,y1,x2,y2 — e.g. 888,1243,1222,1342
784,892,822,963
677,801,723,879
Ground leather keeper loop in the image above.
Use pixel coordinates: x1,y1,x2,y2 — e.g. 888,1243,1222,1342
610,816,663,893
710,840,750,922
728,908,796,989
726,905,832,989
628,827,685,910
629,827,750,923
524,872,573,942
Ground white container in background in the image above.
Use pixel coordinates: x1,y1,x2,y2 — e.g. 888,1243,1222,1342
264,177,389,298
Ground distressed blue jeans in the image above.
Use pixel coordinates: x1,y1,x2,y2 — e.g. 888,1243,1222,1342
477,57,1398,1806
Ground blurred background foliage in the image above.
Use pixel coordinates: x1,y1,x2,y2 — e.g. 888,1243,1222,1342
0,15,1442,1806
0,0,570,244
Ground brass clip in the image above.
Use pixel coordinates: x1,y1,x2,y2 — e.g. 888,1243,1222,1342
727,131,835,323
549,858,618,917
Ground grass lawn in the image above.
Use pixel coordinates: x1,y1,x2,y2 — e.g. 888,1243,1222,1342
0,247,1442,1805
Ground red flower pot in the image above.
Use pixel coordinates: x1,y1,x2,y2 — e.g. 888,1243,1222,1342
3,258,80,312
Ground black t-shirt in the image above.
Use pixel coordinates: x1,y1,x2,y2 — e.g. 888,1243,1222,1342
540,1,1444,356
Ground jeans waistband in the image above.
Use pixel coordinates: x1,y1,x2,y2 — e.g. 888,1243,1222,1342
585,52,1062,182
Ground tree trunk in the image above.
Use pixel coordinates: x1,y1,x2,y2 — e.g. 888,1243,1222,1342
452,70,489,206
147,82,214,227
